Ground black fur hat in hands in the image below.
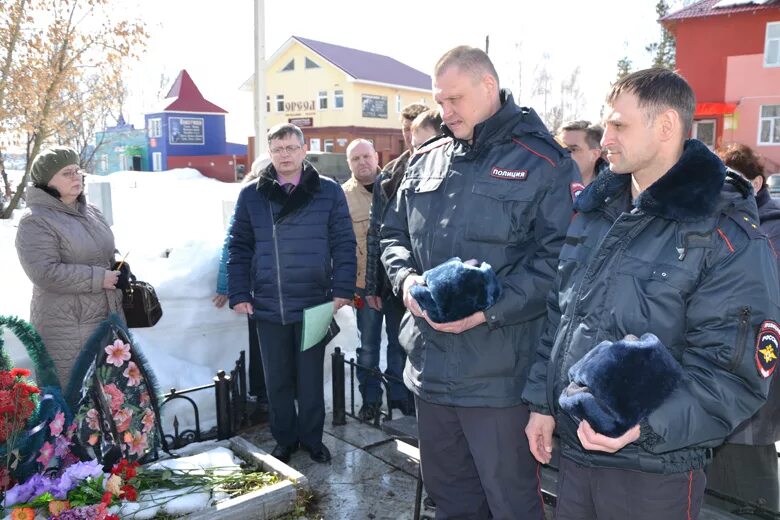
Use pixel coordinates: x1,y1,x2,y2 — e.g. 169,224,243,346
410,257,502,323
559,333,684,438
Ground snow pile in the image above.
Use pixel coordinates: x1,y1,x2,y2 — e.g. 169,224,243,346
114,445,262,518
0,168,365,435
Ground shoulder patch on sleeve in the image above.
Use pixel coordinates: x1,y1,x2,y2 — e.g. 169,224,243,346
756,320,780,378
726,212,764,240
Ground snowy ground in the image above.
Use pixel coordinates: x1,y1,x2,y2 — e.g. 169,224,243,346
0,169,366,433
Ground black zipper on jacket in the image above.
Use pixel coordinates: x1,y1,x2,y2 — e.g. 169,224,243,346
729,306,752,372
268,200,286,325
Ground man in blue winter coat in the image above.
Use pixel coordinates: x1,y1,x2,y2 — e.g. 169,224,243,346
228,123,356,464
381,46,579,518
522,69,780,520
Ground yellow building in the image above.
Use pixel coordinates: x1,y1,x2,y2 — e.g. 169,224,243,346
244,36,434,165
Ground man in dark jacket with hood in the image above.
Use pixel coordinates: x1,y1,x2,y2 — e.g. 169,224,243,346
523,69,780,520
381,46,578,518
228,123,356,465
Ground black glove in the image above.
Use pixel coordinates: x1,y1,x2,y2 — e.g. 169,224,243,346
112,261,132,291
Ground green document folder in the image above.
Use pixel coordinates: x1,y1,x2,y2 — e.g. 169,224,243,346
301,301,335,351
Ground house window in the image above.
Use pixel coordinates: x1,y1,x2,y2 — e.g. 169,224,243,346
305,57,320,69
148,118,161,138
152,152,162,172
334,90,344,109
759,105,780,145
765,22,780,67
318,91,328,110
100,154,108,172
266,95,270,113
693,119,716,149
281,59,294,72
119,154,129,171
276,94,284,112
310,138,321,152
324,139,334,152
396,95,402,113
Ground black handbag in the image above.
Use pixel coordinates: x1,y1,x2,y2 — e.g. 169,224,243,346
122,273,163,328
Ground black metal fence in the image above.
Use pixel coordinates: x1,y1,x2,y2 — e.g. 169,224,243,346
158,350,252,449
330,346,406,427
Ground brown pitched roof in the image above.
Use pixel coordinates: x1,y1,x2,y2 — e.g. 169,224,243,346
662,0,779,22
163,70,227,114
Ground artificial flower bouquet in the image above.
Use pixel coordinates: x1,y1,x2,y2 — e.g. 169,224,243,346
3,454,281,519
1,316,282,519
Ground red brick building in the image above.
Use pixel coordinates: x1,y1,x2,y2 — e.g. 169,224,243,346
662,0,780,172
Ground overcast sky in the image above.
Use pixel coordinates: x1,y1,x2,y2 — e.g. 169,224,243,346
123,0,677,142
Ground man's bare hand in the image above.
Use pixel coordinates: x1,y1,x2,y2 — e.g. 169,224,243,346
423,310,486,334
212,294,228,308
526,412,556,464
233,302,253,315
402,274,426,317
577,420,640,453
366,295,383,311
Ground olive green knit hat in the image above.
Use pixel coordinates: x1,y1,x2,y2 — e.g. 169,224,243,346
30,146,80,187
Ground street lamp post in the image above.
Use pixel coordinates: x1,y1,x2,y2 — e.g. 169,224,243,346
253,0,267,158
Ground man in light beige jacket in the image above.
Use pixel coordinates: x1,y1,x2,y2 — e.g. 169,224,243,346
342,139,393,422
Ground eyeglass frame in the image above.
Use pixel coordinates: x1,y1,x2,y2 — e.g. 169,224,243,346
57,166,84,179
269,145,303,156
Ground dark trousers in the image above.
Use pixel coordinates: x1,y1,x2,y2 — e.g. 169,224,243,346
415,397,544,520
255,319,326,448
247,316,267,402
556,456,706,520
706,443,779,511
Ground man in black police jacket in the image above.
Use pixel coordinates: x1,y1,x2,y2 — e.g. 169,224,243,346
381,45,578,518
523,68,780,520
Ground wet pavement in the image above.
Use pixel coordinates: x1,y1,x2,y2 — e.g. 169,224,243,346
241,414,432,520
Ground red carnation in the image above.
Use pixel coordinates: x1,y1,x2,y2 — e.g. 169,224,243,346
121,485,138,501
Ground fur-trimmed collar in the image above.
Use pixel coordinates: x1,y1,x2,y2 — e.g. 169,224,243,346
575,139,727,221
256,161,321,222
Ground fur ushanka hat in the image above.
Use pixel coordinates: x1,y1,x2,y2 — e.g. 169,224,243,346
410,257,502,323
559,333,684,438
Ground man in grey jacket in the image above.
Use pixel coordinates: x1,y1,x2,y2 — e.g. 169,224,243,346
381,46,578,518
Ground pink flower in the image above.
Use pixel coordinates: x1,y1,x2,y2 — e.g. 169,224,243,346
54,434,71,457
49,411,65,437
86,408,101,430
126,431,148,457
104,339,131,368
139,392,150,407
36,441,54,466
122,362,141,387
141,409,155,433
88,434,99,446
102,384,125,413
113,408,133,433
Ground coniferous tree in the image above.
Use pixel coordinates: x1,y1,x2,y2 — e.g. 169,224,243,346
646,0,676,69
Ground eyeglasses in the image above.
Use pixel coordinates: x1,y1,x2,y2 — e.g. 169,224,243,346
58,168,83,179
269,145,302,156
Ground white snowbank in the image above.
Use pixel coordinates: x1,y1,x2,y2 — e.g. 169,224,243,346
0,168,366,435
